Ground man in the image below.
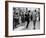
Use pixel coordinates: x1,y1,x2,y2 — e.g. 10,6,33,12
32,10,37,29
25,10,30,29
13,13,19,29
21,12,25,23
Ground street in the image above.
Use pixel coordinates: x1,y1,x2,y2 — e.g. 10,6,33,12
14,21,40,31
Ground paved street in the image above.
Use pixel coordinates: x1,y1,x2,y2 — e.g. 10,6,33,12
14,21,40,31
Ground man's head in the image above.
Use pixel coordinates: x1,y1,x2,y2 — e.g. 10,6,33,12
28,10,30,13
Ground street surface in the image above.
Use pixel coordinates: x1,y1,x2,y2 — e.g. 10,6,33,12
14,21,40,31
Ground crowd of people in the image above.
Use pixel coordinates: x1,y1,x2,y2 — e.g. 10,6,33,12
13,7,40,30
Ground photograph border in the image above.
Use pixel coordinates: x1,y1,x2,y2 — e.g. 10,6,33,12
5,1,45,37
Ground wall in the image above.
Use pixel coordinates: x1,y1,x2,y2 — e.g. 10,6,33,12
0,0,46,38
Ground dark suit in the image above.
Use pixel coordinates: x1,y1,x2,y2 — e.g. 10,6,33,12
25,13,29,28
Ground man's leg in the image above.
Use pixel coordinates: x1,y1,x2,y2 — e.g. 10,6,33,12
33,20,36,29
26,21,29,29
